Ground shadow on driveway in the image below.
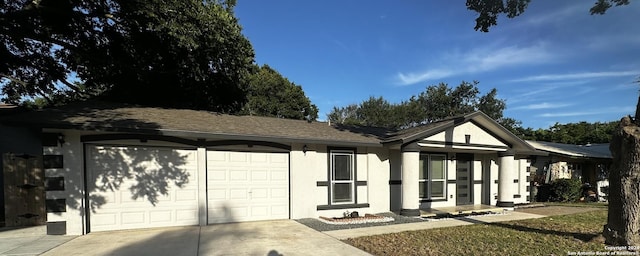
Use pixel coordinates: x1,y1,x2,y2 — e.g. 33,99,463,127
41,220,370,256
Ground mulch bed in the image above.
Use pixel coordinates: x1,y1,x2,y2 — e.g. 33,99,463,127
318,213,394,225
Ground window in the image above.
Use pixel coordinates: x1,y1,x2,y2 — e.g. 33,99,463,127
330,150,355,204
419,154,447,200
43,155,64,169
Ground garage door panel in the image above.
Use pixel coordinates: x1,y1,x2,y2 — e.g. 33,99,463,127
207,151,289,223
251,188,268,198
121,212,145,224
176,209,198,222
88,146,199,232
251,170,268,181
269,154,287,163
251,206,268,216
229,189,249,199
271,188,287,198
270,170,288,181
92,213,117,226
230,153,248,162
271,205,288,215
208,189,226,200
176,189,197,201
149,211,172,223
209,169,226,181
229,170,248,181
251,153,268,163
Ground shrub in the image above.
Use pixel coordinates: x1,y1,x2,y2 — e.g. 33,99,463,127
536,184,552,202
549,178,582,202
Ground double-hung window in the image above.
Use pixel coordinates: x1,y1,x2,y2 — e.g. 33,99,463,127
330,150,355,204
419,154,447,200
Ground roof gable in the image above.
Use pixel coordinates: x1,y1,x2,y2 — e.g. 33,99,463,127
422,121,508,148
384,111,538,154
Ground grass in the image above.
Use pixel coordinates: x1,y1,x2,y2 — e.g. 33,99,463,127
345,210,609,256
542,201,608,208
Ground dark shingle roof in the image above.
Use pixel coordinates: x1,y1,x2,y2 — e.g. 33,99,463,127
0,101,389,146
383,115,466,144
526,140,611,159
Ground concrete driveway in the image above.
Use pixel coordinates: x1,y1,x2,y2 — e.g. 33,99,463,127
41,220,371,256
0,225,75,256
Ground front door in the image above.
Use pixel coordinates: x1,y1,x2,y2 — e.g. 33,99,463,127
456,154,473,205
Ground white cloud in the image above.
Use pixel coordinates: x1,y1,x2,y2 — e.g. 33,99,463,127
613,83,640,91
514,102,572,110
538,106,634,117
587,34,640,51
396,69,453,85
523,3,586,26
396,42,553,85
511,71,638,82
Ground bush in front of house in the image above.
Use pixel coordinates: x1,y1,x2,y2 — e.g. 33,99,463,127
536,184,552,202
549,178,582,202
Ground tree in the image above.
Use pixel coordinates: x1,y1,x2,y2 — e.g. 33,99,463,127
242,65,318,120
604,92,640,245
516,121,617,144
327,81,516,130
1,0,255,112
327,104,359,125
466,0,630,32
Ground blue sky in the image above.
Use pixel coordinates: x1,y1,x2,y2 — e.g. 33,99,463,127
235,1,640,129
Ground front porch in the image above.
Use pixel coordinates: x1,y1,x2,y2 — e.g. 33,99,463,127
419,204,505,218
386,112,541,216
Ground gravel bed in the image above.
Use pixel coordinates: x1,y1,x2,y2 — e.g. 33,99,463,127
296,212,426,232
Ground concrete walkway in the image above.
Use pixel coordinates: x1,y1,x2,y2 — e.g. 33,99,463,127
323,211,546,240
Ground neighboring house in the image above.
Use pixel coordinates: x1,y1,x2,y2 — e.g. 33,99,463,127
526,140,612,186
0,101,542,235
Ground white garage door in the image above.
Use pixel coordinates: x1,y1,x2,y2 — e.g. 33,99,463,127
86,146,199,232
207,151,289,223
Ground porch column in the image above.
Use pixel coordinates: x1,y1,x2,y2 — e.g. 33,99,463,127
497,150,516,208
401,144,420,216
197,147,208,226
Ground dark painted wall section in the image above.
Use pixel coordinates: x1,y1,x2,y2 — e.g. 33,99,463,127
0,124,42,225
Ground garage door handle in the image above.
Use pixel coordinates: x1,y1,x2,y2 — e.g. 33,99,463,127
248,190,252,199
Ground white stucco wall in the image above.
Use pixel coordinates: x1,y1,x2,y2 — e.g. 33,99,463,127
365,147,390,213
40,132,392,234
473,157,483,205
43,129,86,235
423,122,507,148
289,143,322,219
290,144,390,219
514,157,531,205
41,126,530,234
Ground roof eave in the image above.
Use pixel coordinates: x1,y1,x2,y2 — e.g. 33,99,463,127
38,122,384,148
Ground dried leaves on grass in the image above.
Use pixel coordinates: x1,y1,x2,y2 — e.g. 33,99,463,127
345,210,608,256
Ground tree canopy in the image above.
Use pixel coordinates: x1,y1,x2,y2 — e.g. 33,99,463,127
1,0,255,112
242,65,318,121
328,81,518,130
515,121,618,145
466,0,630,32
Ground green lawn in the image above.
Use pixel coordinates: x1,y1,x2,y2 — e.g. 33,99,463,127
543,202,608,208
345,210,609,256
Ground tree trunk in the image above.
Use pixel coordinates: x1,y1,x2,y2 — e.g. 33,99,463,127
603,115,640,246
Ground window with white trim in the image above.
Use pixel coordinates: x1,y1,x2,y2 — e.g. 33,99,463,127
419,154,447,200
330,150,355,204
